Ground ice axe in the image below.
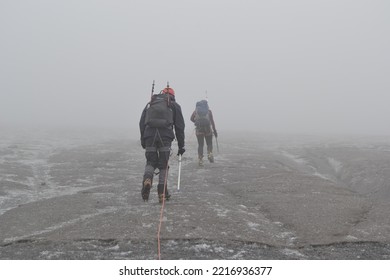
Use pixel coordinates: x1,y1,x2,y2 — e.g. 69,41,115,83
177,154,182,191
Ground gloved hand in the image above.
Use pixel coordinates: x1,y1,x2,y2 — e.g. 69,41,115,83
141,140,146,149
177,147,185,156
214,131,218,138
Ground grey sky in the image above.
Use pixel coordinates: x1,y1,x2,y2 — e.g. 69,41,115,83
1,0,389,136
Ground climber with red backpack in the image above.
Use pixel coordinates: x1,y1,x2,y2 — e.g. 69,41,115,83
139,82,185,203
190,99,218,166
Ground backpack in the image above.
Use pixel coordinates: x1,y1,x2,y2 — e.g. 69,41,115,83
144,94,174,128
194,100,210,128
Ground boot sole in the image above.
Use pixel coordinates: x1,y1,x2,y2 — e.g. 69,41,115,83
142,179,152,201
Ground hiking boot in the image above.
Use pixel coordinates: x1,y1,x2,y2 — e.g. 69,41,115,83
158,193,171,203
208,153,214,163
141,178,152,201
198,157,204,166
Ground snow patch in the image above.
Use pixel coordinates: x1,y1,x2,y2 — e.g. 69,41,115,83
328,157,343,173
346,235,358,241
313,171,331,181
280,151,307,164
281,248,305,258
192,243,211,252
247,222,261,232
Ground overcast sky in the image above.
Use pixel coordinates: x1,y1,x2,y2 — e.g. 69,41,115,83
1,0,389,136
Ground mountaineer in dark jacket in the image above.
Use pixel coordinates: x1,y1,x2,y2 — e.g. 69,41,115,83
139,86,185,203
190,99,217,166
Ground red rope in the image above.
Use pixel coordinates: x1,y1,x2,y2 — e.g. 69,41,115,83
157,158,170,260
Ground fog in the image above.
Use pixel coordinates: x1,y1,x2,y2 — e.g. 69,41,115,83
1,0,389,137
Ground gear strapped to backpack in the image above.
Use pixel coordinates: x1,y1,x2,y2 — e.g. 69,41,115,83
145,94,174,128
194,100,211,129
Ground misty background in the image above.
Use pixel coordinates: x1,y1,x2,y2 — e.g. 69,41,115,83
1,0,389,137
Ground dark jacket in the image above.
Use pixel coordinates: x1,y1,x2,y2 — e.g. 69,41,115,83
139,94,185,148
190,109,217,136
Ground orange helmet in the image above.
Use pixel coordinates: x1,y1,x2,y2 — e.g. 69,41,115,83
162,87,175,96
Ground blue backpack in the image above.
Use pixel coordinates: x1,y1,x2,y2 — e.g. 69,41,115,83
194,100,210,128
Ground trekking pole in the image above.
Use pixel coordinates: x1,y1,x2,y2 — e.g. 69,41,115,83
177,154,182,191
215,136,220,154
150,80,155,99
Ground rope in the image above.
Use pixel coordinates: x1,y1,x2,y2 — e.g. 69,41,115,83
156,152,171,260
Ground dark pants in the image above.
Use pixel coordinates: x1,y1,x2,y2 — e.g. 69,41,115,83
196,134,213,158
143,134,172,195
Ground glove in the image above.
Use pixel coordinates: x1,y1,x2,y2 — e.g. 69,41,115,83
141,140,146,149
214,131,218,138
177,147,185,156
